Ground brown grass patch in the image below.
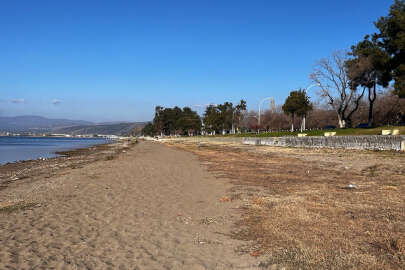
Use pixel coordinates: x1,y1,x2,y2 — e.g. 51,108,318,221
165,141,405,269
0,201,38,213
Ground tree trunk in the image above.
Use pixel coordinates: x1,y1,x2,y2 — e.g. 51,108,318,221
291,114,294,132
368,101,374,127
346,118,353,128
337,115,346,128
345,86,367,129
300,115,306,132
368,85,377,128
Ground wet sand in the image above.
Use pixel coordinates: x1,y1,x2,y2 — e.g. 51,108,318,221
0,141,260,269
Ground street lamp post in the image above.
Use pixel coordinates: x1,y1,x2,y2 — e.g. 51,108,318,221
305,83,320,92
301,83,320,132
231,110,236,134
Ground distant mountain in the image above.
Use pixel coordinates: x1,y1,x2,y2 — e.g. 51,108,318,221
97,121,132,125
55,122,147,136
0,115,93,132
0,115,147,135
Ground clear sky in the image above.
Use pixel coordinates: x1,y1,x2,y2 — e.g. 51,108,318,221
1,0,393,122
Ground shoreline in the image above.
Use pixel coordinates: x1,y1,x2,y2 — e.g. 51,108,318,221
0,137,116,166
0,139,135,192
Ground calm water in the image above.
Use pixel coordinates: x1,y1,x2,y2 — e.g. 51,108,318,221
0,136,110,165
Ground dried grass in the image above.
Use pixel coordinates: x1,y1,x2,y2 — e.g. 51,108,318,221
0,201,38,213
166,141,405,269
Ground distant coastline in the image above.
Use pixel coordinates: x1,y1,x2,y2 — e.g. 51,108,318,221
0,115,146,137
0,133,121,139
0,136,111,165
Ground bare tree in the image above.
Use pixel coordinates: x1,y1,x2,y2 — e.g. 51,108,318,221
240,110,259,132
262,107,291,131
373,89,405,125
310,51,366,128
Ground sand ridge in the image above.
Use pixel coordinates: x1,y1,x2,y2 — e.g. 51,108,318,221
0,141,261,269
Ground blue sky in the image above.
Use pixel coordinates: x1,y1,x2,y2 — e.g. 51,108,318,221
0,0,393,122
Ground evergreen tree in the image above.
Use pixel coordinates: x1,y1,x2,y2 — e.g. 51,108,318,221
374,0,405,98
142,106,201,136
203,105,221,134
282,90,312,132
346,36,391,127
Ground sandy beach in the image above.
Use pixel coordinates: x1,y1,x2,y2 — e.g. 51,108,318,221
1,139,404,269
0,141,260,269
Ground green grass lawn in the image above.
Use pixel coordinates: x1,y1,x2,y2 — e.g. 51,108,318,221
217,125,405,138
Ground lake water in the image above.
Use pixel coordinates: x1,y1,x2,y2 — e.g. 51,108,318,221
0,136,110,165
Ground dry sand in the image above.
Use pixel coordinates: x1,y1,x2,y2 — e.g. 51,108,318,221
0,141,261,269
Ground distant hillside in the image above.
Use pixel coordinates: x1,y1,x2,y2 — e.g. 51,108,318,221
0,115,147,135
0,115,93,132
54,122,147,136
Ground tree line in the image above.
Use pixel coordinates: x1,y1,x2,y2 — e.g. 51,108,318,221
142,106,201,136
263,0,404,131
251,90,405,132
141,100,247,136
142,1,404,136
309,0,404,128
202,100,246,135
